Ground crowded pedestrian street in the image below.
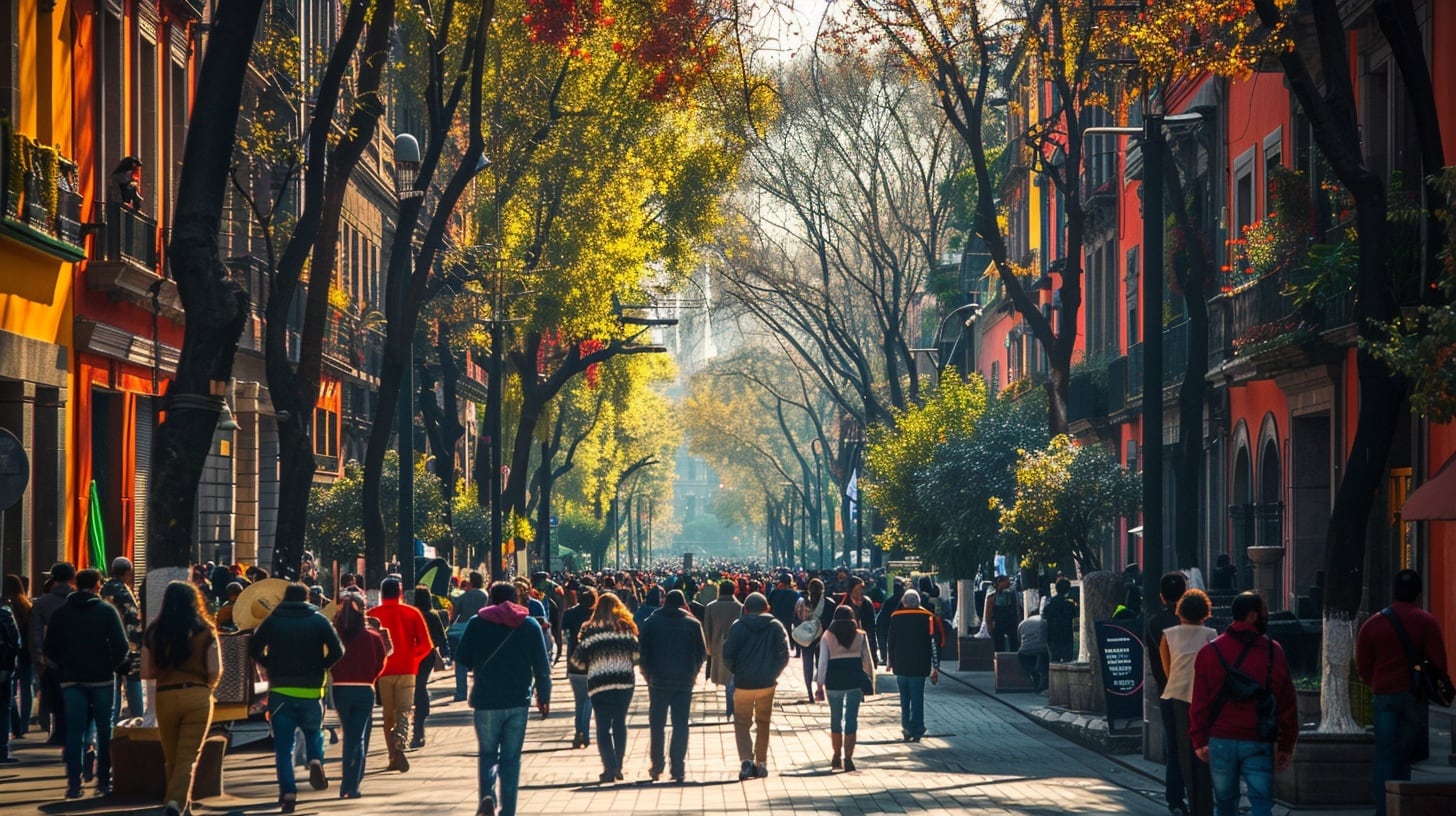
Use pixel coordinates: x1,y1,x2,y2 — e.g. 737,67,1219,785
1,658,1168,816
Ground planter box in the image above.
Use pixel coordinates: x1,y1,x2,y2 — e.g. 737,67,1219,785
994,652,1035,693
1048,661,1103,713
112,727,228,800
959,636,994,672
1387,781,1456,816
1275,731,1374,807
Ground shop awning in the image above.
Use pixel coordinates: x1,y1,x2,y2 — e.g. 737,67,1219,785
1402,453,1456,521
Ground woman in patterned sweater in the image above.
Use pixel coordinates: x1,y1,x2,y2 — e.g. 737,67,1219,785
569,593,640,783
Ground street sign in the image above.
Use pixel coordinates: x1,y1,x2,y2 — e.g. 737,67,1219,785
0,428,29,511
549,515,559,528
1093,620,1144,727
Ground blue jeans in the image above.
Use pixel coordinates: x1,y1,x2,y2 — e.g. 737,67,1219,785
569,674,592,739
474,706,528,816
647,687,690,776
333,686,374,797
63,683,114,788
1208,737,1273,816
115,673,144,722
896,675,926,738
268,695,325,795
1372,692,1422,816
725,675,735,717
827,688,863,735
449,630,467,701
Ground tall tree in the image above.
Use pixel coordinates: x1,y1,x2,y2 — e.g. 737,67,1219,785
1250,0,1443,733
148,0,264,569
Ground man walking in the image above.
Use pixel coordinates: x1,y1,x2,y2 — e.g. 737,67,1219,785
876,578,906,665
451,572,489,702
1357,569,1449,815
371,577,435,772
1189,592,1297,816
703,579,743,719
0,588,21,764
456,582,551,816
42,568,129,798
887,589,942,742
249,582,344,812
31,562,76,745
767,575,801,653
721,592,789,781
1147,571,1189,816
638,589,706,783
101,557,144,722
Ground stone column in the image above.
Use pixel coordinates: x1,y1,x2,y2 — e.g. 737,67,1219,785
1247,545,1286,612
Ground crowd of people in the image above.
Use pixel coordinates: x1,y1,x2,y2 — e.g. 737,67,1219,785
0,556,1447,816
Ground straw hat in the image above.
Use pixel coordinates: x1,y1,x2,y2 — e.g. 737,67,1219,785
232,578,290,631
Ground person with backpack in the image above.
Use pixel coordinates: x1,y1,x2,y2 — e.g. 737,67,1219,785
1356,569,1451,816
794,579,828,703
0,585,23,764
1188,592,1297,816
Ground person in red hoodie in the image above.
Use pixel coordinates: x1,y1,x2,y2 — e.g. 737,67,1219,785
1357,569,1450,816
328,597,388,799
370,578,434,772
1188,592,1297,816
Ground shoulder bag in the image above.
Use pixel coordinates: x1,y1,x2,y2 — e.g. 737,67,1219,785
1381,607,1456,707
792,597,826,648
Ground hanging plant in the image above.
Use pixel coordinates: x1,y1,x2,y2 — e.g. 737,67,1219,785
5,127,27,214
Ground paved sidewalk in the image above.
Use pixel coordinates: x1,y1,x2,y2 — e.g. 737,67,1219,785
2,654,1173,816
942,666,1456,815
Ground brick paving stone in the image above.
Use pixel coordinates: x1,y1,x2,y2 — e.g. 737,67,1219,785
0,656,1172,816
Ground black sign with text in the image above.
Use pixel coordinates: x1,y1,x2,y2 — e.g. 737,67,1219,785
1094,620,1144,725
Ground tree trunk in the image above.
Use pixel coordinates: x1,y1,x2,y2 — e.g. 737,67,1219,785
147,0,262,569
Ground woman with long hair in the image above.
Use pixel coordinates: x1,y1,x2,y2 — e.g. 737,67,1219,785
795,578,828,703
839,577,880,662
4,574,33,743
329,596,387,799
569,592,639,783
410,586,447,748
141,581,221,816
1160,589,1217,816
817,605,874,771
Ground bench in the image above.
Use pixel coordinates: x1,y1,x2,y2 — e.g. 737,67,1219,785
994,651,1035,693
1386,781,1456,816
111,727,228,800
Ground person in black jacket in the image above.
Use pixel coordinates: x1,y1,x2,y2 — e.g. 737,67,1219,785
638,589,706,782
411,586,448,748
876,578,906,665
561,587,596,749
42,568,129,798
721,592,790,781
886,590,942,742
249,583,344,812
839,578,879,664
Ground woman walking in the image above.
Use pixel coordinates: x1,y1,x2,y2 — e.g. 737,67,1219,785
141,581,221,816
4,575,33,742
1160,588,1217,816
561,587,597,749
817,606,874,771
795,579,828,703
329,596,387,799
569,593,639,783
839,578,879,665
410,587,447,749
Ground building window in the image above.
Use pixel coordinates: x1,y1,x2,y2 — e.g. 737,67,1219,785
1262,127,1283,217
1233,147,1256,243
313,407,338,458
1125,246,1139,347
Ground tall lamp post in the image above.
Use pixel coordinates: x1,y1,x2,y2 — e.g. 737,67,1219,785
811,437,826,570
394,133,422,589
1083,112,1200,621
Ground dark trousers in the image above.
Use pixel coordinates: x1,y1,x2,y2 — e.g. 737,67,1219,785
334,686,374,797
412,661,434,740
592,689,632,778
1018,650,1048,692
1172,699,1213,816
40,668,64,741
1159,697,1187,809
800,643,819,697
647,687,691,778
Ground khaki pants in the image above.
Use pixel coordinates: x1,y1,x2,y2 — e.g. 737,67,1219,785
732,685,776,764
377,674,415,751
155,686,214,808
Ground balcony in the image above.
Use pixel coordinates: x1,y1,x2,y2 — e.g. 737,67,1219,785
1067,368,1109,426
86,202,183,321
1209,266,1347,379
1107,355,1128,414
1,123,88,261
1127,343,1143,398
1164,318,1189,387
321,306,359,374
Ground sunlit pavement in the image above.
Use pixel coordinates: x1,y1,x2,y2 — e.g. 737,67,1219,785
1,658,1172,816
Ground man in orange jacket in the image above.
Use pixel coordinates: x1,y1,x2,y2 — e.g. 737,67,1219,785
371,577,434,771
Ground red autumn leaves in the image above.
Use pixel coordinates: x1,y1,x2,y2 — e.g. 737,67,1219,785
522,0,715,100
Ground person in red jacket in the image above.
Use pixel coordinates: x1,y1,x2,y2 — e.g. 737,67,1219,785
1356,569,1450,816
1188,592,1297,816
329,597,388,799
370,578,434,773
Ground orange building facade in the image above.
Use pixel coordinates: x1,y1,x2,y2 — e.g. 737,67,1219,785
964,2,1456,659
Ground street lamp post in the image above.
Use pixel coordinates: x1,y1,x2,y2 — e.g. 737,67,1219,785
394,133,422,589
811,438,827,570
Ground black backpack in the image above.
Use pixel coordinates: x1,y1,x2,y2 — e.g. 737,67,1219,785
0,603,20,671
1208,637,1279,743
